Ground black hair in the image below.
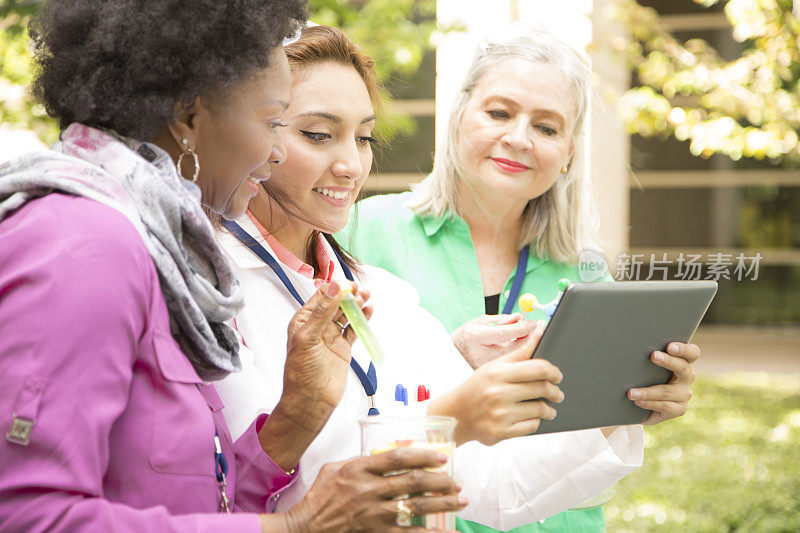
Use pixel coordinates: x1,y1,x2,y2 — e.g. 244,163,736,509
29,0,307,140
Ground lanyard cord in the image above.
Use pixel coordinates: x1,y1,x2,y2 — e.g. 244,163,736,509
222,220,379,415
214,430,231,513
502,245,531,315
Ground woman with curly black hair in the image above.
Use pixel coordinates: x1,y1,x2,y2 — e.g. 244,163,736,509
0,1,464,531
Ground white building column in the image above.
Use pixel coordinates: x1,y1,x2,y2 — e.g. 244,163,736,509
591,0,631,269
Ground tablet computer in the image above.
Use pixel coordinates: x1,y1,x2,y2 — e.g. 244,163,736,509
530,280,717,435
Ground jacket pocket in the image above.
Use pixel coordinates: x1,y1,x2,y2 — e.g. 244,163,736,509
148,330,215,477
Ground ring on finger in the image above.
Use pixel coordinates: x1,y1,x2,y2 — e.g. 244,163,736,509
396,498,413,525
333,318,349,331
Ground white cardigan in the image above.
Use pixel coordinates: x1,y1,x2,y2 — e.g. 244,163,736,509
215,215,644,529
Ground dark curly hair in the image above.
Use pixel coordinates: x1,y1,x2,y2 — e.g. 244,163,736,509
29,0,307,140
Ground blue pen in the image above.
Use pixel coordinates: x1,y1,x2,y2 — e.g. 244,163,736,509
394,384,408,406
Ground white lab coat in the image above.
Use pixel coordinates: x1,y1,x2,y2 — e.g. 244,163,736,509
215,215,644,529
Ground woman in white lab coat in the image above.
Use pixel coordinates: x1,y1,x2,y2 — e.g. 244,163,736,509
215,26,691,530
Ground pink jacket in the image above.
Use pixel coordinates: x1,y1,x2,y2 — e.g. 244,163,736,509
0,194,296,532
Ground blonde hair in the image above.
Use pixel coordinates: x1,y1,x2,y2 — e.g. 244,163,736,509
408,30,599,263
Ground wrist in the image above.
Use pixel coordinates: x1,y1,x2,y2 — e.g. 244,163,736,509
451,332,471,366
451,330,462,351
259,514,295,533
428,391,469,446
282,506,312,533
279,385,337,433
258,399,326,472
601,425,620,439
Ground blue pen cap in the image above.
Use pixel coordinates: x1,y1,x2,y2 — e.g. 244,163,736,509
394,384,408,406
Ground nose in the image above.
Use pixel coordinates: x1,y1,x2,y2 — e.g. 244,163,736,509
330,140,363,180
501,116,533,151
269,139,287,166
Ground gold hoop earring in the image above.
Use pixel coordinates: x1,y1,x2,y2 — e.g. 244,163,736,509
176,139,199,182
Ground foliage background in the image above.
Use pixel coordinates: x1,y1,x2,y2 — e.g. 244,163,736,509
0,0,58,143
609,374,800,532
5,0,800,161
608,0,800,165
0,0,442,143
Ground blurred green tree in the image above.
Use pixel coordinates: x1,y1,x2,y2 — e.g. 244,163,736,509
1,1,58,143
0,0,443,143
307,0,442,139
608,0,800,164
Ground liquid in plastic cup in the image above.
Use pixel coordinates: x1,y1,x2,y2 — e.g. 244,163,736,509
360,415,457,529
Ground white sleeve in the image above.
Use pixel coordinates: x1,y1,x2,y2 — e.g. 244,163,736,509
394,278,645,529
358,266,645,530
216,330,276,441
453,426,643,529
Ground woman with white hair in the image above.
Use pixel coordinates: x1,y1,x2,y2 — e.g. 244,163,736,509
342,30,701,532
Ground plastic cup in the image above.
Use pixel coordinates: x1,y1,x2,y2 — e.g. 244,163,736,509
360,415,457,529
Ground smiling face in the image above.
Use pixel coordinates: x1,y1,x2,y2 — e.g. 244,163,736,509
192,47,291,219
457,59,577,207
262,61,375,234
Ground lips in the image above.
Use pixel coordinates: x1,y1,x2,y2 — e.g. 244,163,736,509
491,157,530,173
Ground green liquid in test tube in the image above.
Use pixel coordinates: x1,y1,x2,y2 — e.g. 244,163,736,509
339,283,384,363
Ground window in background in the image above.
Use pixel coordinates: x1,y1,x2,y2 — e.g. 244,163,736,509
627,1,800,326
365,37,436,197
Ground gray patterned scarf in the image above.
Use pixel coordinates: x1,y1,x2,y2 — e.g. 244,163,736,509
0,123,243,380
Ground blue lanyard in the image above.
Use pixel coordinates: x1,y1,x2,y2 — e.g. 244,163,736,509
214,429,231,512
222,220,379,415
502,245,531,315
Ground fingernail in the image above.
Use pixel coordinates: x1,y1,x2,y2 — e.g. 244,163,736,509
635,400,646,408
653,352,665,363
549,408,557,419
668,343,680,354
437,452,448,463
458,496,469,506
629,389,641,399
455,483,462,492
326,281,339,297
559,391,565,402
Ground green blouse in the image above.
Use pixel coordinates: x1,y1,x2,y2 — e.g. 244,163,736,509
338,191,609,533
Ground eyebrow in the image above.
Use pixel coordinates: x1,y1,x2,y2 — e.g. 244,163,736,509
484,95,520,109
294,111,377,124
484,95,566,124
260,100,289,109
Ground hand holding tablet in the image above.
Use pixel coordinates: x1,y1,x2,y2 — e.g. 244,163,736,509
527,280,717,435
630,341,701,425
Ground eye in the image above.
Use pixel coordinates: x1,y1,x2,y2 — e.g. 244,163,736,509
487,109,509,119
300,130,332,143
357,136,376,147
537,124,558,136
270,120,287,131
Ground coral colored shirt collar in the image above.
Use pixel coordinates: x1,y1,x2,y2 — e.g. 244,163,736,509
245,210,334,287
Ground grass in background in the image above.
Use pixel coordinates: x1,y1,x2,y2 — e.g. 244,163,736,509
607,373,800,532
